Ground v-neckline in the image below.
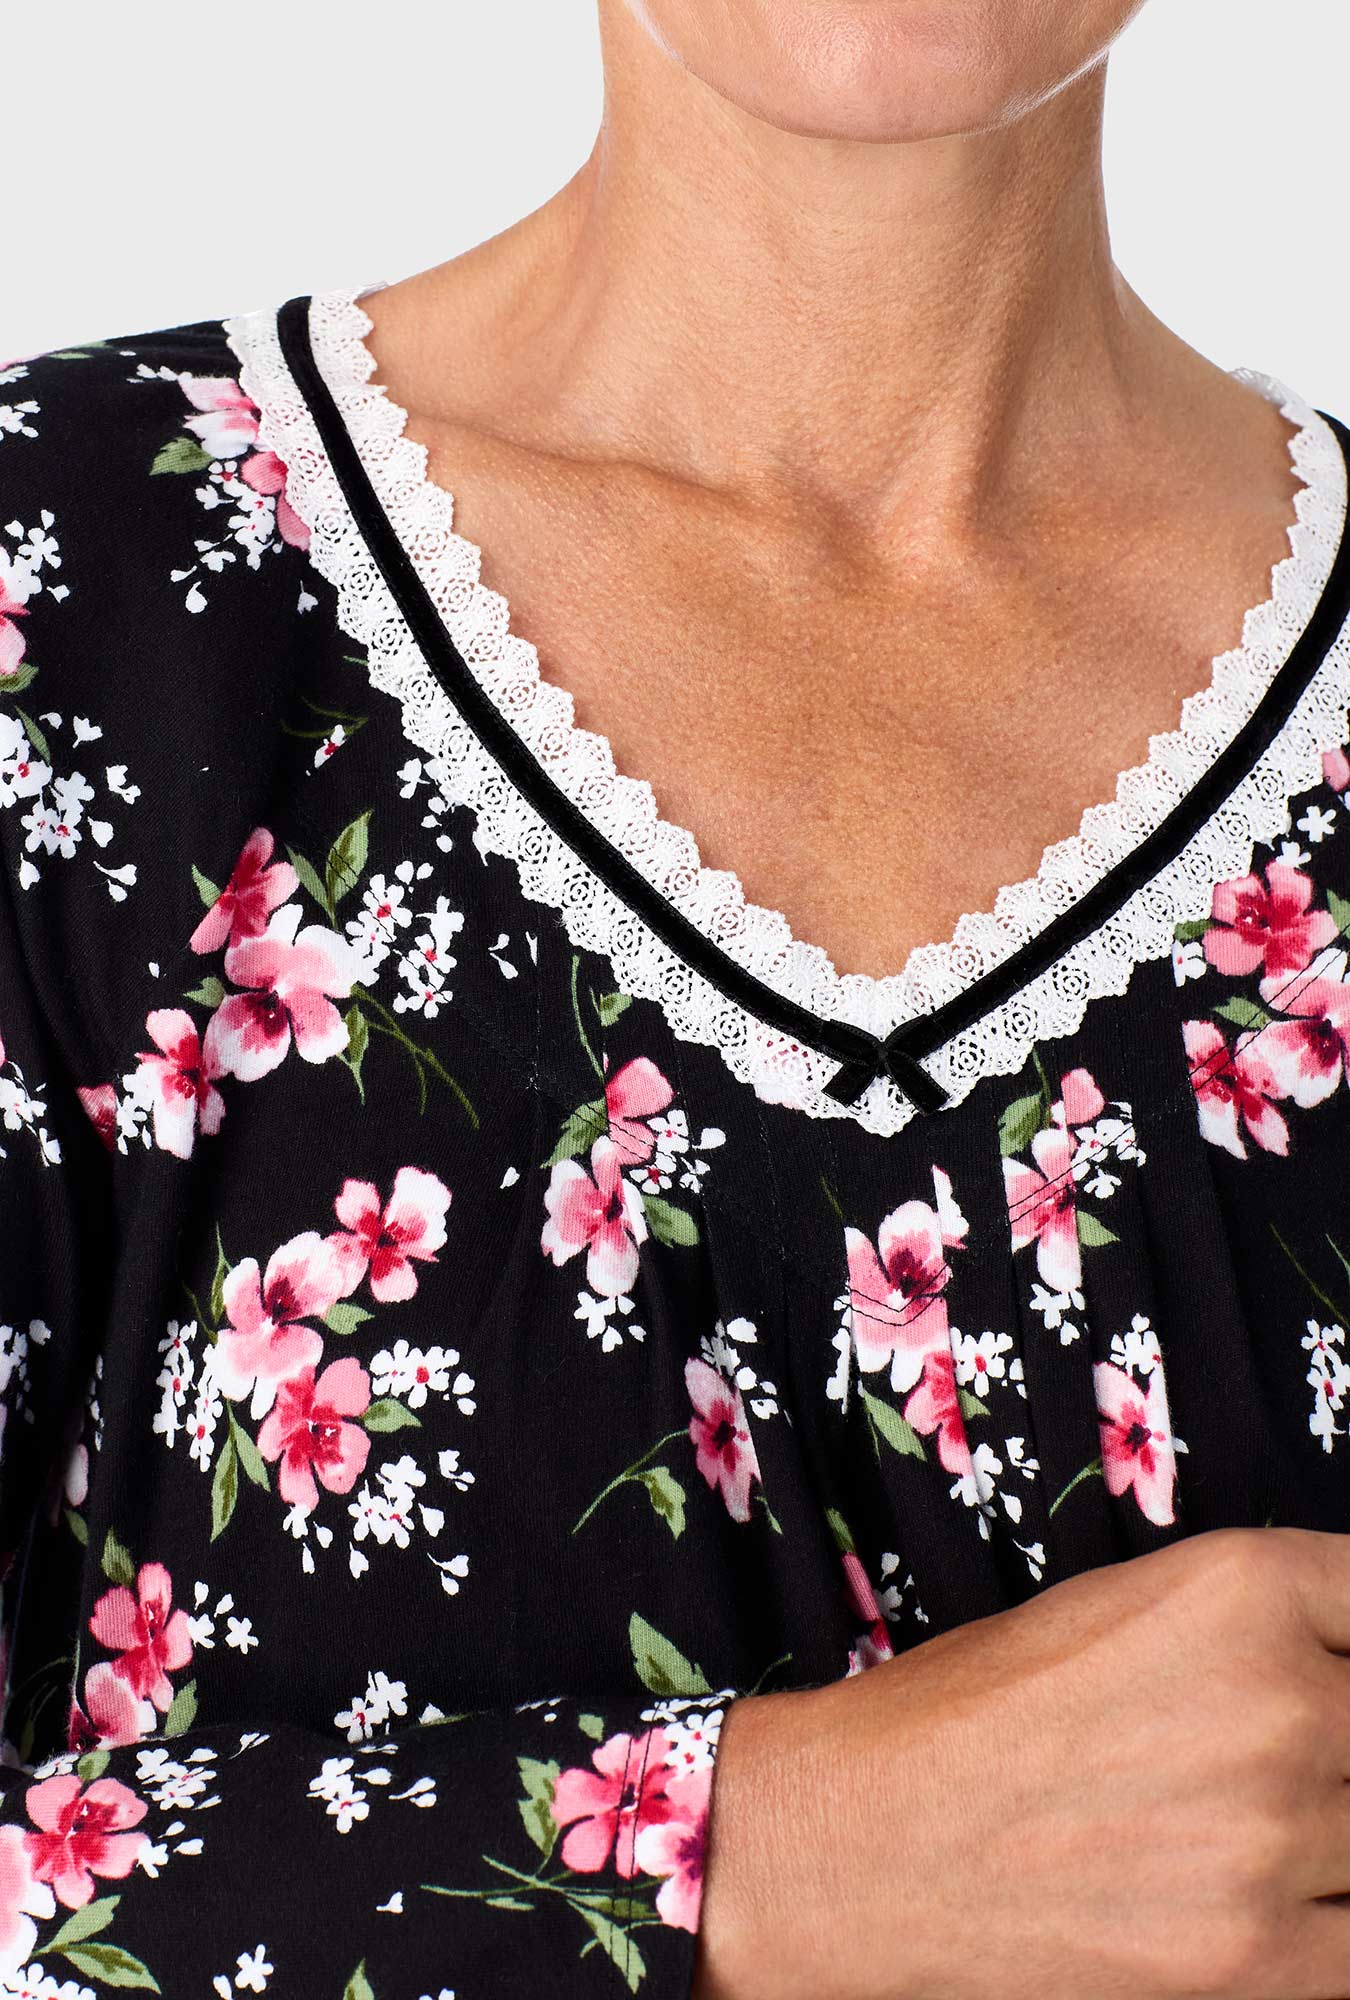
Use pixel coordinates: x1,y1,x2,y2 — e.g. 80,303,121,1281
225,287,1350,1134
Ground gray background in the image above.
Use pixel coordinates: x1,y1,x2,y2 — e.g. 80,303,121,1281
6,2,1349,409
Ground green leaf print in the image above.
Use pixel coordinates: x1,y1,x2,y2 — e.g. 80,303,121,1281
998,1089,1046,1157
184,976,226,1009
575,1905,646,1993
100,1529,135,1588
516,1755,561,1859
1076,1212,1120,1249
325,810,371,910
57,1942,160,1991
191,864,220,907
324,1300,374,1337
1213,996,1272,1034
641,1193,698,1248
340,1002,370,1102
151,437,212,477
211,1433,238,1541
628,1612,712,1698
543,1098,607,1168
363,1398,421,1433
861,1388,926,1461
636,1467,687,1538
286,843,335,922
48,1897,118,1948
163,1678,197,1737
342,1966,375,2000
594,991,632,1027
1172,917,1210,942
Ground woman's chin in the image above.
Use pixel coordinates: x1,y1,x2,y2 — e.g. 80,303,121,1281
619,0,1145,145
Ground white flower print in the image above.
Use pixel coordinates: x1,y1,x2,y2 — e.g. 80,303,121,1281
186,1369,223,1471
1109,1314,1162,1377
437,1447,475,1494
393,895,464,1018
309,1756,370,1831
135,1746,220,1812
1303,1320,1350,1453
211,1945,274,1997
1171,937,1207,985
0,1967,98,1999
699,1317,779,1420
949,1439,1004,1535
1028,1283,1085,1346
573,1290,647,1351
0,392,39,445
336,1671,410,1743
1297,803,1338,844
432,1552,470,1597
950,1328,1014,1396
151,1319,197,1445
343,862,427,978
370,1339,476,1414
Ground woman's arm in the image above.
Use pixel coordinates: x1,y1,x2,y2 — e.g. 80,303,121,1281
695,1527,1350,2000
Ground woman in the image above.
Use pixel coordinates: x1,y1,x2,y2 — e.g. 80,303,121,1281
3,1,1350,1994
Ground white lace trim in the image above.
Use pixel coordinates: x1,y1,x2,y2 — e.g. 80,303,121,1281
223,286,1350,1136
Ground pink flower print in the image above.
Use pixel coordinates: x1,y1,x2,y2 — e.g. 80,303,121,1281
179,375,260,461
238,449,310,551
1095,1359,1177,1526
842,1550,895,1673
0,1823,54,1975
930,1165,968,1249
215,1231,355,1411
1204,861,1336,982
256,1356,372,1512
75,1082,117,1152
1324,745,1350,795
685,1358,761,1523
0,555,29,679
133,1009,226,1160
1004,1125,1081,1293
71,1663,151,1752
551,1729,680,1877
845,1200,952,1378
205,903,359,1082
1050,1066,1105,1130
603,1057,675,1169
327,1166,451,1304
903,1345,974,1479
23,1774,147,1909
189,826,299,955
1184,1020,1289,1159
541,1134,648,1296
87,1562,192,1712
1259,962,1350,1107
632,1770,713,1932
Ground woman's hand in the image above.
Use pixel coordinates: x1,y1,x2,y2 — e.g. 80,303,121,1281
694,1526,1350,2000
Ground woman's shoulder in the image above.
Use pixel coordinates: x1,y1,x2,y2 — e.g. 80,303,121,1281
0,302,316,686
3,312,248,506
0,307,323,1080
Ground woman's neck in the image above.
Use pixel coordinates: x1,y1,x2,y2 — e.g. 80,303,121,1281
386,14,1217,540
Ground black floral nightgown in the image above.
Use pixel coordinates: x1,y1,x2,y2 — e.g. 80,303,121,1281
1,283,1349,2000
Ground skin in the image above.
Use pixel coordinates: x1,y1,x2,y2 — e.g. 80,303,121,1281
361,0,1300,983
359,9,1342,1990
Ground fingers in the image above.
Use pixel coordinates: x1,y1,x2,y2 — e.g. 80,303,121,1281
1282,1530,1350,1657
1286,1893,1350,1999
1295,1781,1350,1902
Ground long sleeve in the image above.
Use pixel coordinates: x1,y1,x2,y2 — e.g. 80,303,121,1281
0,861,728,1994
0,337,741,1999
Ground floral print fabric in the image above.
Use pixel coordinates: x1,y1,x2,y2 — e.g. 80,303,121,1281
1,318,1349,1999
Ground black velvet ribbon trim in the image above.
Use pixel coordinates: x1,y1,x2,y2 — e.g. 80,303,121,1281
275,294,1350,1118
